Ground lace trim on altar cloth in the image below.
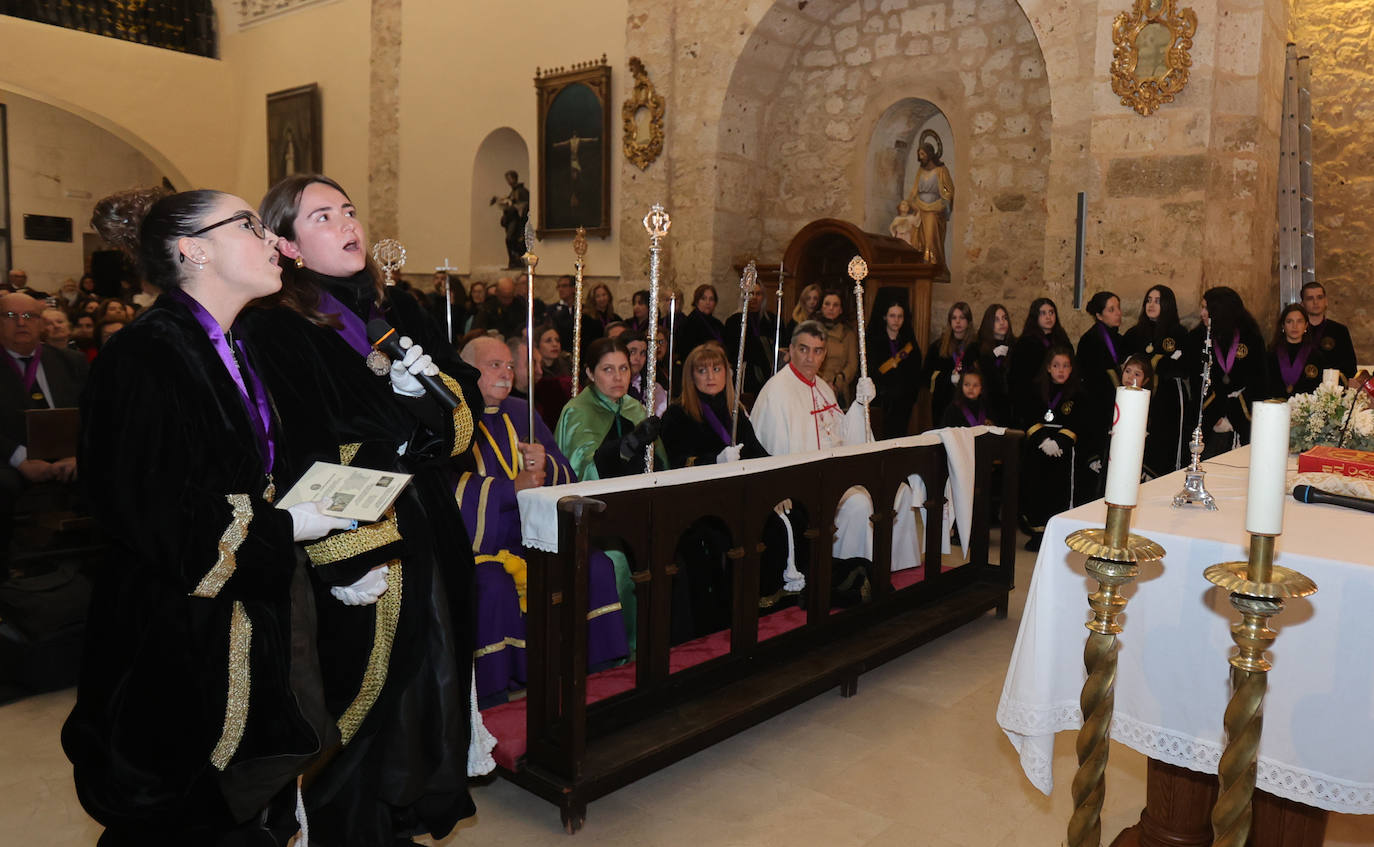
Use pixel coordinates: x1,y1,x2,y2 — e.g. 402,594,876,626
997,699,1374,814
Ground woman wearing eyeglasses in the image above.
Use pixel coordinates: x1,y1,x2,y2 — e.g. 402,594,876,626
64,187,357,845
249,174,483,846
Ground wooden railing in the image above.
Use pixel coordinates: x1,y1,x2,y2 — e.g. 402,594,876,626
0,0,216,58
505,428,1023,831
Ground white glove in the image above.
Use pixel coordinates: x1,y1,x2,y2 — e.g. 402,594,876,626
1170,349,1183,360
715,444,743,464
389,337,437,397
853,376,876,406
993,344,1009,358
1039,439,1063,458
1088,458,1102,473
287,500,355,542
330,565,390,606
1213,417,1234,434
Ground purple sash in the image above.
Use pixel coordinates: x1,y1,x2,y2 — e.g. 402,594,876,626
1,349,39,392
961,404,986,426
318,289,384,358
1216,330,1240,376
173,290,275,473
700,400,734,448
1097,322,1119,364
1046,389,1063,416
1276,341,1313,389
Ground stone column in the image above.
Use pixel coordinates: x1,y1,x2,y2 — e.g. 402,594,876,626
368,0,402,239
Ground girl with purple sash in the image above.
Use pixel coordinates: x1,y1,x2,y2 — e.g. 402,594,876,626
923,301,980,427
1191,286,1266,457
1265,302,1325,399
66,188,356,845
940,369,992,428
1009,297,1073,424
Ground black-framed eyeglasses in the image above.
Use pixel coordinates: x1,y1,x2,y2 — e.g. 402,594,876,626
182,212,268,261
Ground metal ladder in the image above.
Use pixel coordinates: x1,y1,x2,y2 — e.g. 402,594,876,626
1277,44,1313,308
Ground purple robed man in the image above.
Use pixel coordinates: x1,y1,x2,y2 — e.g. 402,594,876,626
455,336,628,701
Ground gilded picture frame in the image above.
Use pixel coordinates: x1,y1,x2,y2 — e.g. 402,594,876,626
622,57,665,171
1110,0,1198,117
535,56,612,238
266,83,322,188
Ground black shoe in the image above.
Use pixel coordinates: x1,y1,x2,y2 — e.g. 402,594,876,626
1023,534,1042,552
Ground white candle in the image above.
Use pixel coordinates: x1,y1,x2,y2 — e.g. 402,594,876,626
1105,385,1150,506
1322,368,1341,389
1246,399,1291,535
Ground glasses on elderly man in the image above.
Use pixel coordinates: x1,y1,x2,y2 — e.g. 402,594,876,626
0,311,41,322
180,212,268,263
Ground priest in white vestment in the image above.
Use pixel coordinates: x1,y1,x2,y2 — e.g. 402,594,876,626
752,320,882,562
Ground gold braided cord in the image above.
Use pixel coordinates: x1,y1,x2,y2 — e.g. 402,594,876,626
587,601,622,620
210,601,253,770
192,494,253,599
304,510,400,565
441,373,475,457
339,442,362,465
337,561,403,745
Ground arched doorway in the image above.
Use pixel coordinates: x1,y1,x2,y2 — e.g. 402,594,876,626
469,127,530,270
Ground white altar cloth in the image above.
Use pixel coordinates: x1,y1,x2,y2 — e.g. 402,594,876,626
996,445,1374,814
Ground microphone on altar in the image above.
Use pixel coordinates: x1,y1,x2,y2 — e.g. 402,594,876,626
1292,483,1374,515
367,318,460,411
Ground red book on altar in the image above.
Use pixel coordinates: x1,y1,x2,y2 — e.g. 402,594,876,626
1297,445,1374,480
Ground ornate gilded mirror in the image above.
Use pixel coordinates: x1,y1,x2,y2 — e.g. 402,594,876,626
1110,0,1197,116
622,57,665,170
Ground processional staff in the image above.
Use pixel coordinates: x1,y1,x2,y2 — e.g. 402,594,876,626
570,227,588,398
642,204,671,473
371,238,407,287
435,257,457,344
522,221,539,444
773,260,785,375
731,261,758,443
847,256,871,437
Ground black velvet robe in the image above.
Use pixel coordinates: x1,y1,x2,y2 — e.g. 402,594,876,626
1017,381,1083,535
723,310,780,397
1124,323,1192,476
923,338,979,426
976,336,1013,425
64,296,336,845
1074,322,1125,499
1188,324,1267,456
678,310,727,362
244,272,484,845
1309,317,1357,378
1008,331,1068,424
1264,339,1326,400
660,392,767,468
867,330,921,439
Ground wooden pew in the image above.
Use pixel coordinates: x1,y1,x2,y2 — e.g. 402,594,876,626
497,428,1022,832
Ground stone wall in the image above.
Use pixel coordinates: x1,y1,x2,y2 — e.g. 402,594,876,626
1294,0,1374,359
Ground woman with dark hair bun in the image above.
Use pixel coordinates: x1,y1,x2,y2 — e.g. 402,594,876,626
1009,296,1073,422
1124,284,1190,473
1192,285,1266,456
251,173,483,846
65,186,356,845
1075,290,1126,499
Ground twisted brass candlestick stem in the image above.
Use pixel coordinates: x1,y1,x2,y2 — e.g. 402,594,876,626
1204,535,1316,847
1065,504,1166,847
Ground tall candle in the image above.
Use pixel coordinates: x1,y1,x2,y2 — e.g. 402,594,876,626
1246,399,1291,535
1105,385,1151,506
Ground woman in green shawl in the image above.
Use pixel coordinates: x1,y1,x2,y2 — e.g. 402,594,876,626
555,336,667,479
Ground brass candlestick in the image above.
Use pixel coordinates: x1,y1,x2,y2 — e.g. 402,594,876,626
1203,534,1316,847
1065,503,1166,847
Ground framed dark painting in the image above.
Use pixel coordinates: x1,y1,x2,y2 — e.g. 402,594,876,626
535,57,611,238
266,84,322,189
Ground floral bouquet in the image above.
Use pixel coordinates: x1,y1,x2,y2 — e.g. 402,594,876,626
1287,378,1374,453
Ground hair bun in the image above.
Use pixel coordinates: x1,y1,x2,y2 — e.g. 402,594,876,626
91,186,171,258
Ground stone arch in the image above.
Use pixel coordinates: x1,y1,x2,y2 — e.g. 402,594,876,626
704,0,1054,337
469,127,531,270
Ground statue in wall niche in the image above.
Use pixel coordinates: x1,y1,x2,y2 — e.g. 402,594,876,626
889,200,920,246
491,169,531,269
905,141,955,277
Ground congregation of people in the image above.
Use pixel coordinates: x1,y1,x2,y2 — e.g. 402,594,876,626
0,169,1361,845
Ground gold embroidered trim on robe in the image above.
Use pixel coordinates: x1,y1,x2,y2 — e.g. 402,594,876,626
339,442,362,465
587,601,622,620
304,509,400,565
338,561,403,745
192,494,253,599
441,373,475,457
473,635,527,658
210,600,252,770
472,477,495,552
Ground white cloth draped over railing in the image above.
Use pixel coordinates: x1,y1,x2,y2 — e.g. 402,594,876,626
517,425,1004,555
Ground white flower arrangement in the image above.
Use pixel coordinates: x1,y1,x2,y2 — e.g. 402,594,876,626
1287,382,1374,453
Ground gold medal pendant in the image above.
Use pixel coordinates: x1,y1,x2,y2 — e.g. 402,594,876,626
366,349,391,376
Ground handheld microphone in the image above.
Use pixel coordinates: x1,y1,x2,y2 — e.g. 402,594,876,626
1292,484,1374,515
366,318,460,411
